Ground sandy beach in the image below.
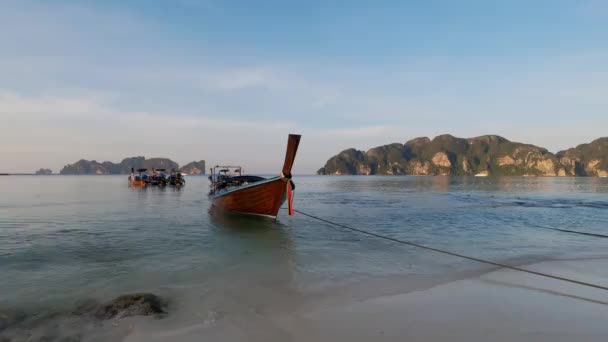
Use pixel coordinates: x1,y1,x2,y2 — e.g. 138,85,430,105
118,256,608,342
290,257,608,342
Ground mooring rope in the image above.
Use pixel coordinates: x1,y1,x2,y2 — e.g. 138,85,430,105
531,225,608,239
293,209,608,292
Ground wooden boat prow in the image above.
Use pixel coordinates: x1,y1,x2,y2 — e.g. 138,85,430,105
208,134,301,218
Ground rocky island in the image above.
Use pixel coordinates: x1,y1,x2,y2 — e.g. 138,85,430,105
60,157,205,175
34,168,53,175
317,135,608,177
180,160,206,175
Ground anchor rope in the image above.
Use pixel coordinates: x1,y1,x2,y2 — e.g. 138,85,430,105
292,209,608,292
530,225,608,239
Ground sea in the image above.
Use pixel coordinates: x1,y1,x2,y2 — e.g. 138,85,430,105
1,175,607,341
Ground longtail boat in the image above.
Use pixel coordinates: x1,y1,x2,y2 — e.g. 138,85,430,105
148,168,168,186
128,168,148,187
208,134,301,218
168,169,186,186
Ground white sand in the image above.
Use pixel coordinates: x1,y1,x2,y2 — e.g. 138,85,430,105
289,258,608,342
123,257,608,342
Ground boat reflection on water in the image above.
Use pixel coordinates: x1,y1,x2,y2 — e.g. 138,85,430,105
207,209,299,312
128,182,184,206
209,208,295,251
128,184,184,193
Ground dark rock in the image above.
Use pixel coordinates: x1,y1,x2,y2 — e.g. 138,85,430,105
94,293,166,320
0,310,27,331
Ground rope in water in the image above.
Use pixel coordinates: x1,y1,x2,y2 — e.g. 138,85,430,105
293,209,608,292
531,225,608,239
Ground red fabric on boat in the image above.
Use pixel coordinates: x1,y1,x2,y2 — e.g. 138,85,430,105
287,181,294,216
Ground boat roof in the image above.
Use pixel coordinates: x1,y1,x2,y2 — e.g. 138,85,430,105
136,168,147,172
214,165,242,169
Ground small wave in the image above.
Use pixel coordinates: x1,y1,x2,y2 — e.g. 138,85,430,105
55,228,79,234
510,198,608,210
511,201,572,209
459,197,608,210
582,201,608,209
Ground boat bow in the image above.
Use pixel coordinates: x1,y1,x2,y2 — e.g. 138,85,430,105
208,134,301,218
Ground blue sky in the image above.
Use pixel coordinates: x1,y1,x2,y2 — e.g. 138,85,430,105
1,0,607,173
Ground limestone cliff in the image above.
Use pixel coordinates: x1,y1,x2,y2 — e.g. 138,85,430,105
316,148,370,175
556,138,608,177
318,135,607,177
181,160,206,175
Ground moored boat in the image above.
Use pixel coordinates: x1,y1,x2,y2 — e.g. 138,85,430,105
168,169,186,186
148,168,168,186
128,168,148,187
208,134,301,218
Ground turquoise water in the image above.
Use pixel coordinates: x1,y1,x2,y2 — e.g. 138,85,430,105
1,175,607,340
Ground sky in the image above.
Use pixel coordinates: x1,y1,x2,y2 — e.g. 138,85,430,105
1,0,607,174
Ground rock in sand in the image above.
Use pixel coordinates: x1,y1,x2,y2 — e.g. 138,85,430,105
94,293,167,320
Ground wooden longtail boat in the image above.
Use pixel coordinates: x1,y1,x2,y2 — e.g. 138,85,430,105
208,134,301,218
128,168,147,187
148,168,168,186
168,169,186,186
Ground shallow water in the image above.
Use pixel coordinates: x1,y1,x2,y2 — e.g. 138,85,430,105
1,175,607,340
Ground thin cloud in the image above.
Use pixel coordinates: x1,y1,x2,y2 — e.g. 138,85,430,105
214,67,282,91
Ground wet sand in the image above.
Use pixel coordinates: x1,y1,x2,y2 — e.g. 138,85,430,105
290,258,608,342
121,257,608,342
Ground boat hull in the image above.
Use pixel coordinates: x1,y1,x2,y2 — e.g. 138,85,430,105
209,177,287,218
128,178,146,187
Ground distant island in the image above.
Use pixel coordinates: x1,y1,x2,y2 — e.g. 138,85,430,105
180,160,206,175
35,168,53,175
59,157,206,175
317,135,608,177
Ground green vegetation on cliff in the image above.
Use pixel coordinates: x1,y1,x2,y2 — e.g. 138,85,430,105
318,135,607,177
60,159,110,175
556,138,608,177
